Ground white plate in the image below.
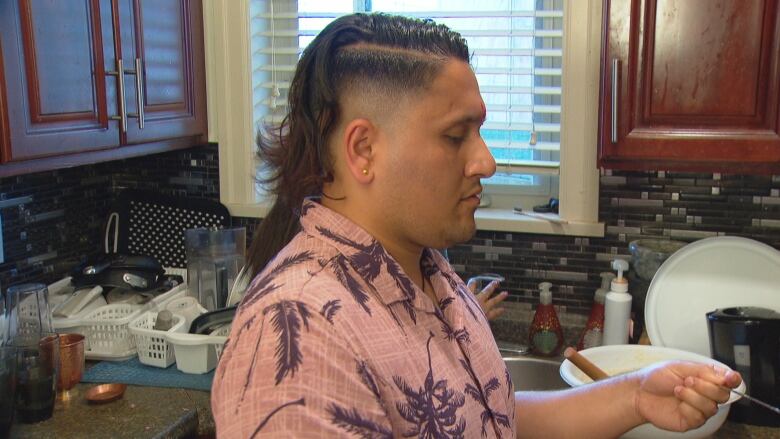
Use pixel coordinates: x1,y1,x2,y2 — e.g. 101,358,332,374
645,236,780,356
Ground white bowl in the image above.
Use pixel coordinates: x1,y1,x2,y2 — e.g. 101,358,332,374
559,345,745,439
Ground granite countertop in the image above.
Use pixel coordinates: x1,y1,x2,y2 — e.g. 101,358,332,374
9,384,213,439
7,381,778,438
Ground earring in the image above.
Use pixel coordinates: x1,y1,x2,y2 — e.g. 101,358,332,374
362,169,369,176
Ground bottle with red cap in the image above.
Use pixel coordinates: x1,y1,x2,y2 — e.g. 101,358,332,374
576,272,615,350
528,282,564,356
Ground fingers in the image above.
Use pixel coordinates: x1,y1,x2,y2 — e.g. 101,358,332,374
673,397,709,430
467,278,478,294
674,383,718,427
475,280,500,300
484,290,508,309
668,362,740,429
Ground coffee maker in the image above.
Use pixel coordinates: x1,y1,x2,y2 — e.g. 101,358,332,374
707,306,780,427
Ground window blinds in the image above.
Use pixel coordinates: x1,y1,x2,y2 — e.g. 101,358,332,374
251,0,563,170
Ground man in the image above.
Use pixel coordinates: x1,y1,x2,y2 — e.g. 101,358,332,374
212,13,740,438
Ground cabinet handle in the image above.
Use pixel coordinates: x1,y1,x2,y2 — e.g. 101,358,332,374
611,58,619,143
124,58,145,129
107,58,128,133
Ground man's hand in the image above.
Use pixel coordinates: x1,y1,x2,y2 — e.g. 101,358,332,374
632,362,742,432
467,279,508,321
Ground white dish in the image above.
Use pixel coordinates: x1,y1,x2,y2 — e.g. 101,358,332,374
645,236,780,356
560,345,745,439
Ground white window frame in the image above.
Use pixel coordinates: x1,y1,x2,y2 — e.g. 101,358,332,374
205,0,604,237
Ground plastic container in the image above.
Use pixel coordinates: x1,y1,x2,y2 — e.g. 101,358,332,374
528,282,564,356
577,272,614,350
59,282,187,361
166,326,229,374
184,227,246,312
129,310,187,368
164,296,207,332
603,259,632,345
80,304,144,360
628,239,687,281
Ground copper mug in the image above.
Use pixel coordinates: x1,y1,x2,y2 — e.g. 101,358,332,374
57,334,84,391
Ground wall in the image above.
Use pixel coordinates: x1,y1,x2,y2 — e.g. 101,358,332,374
0,145,224,289
5,145,780,346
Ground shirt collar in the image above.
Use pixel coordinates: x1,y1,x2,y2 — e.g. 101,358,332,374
300,199,445,308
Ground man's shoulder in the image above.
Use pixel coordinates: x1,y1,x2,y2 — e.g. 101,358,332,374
239,234,354,310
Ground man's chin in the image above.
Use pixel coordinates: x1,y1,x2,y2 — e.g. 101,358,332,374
442,221,477,247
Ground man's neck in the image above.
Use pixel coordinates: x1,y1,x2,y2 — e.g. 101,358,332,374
321,196,427,293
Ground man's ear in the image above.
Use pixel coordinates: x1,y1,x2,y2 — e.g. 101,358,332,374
342,118,376,183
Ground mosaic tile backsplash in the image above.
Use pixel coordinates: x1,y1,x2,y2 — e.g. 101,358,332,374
4,144,780,344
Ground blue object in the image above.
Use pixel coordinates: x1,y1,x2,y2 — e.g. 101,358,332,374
81,357,214,392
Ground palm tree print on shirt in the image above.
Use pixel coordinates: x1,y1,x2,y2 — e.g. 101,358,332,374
460,359,512,437
320,299,342,324
241,251,315,311
316,226,418,323
249,397,306,438
327,360,392,438
327,404,393,439
393,333,466,438
323,254,372,315
263,300,311,385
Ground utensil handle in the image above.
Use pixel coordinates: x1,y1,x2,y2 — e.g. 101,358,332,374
564,347,610,381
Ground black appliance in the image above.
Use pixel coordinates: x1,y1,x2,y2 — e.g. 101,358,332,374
707,306,780,427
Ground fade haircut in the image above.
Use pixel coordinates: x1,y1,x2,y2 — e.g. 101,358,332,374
248,13,470,276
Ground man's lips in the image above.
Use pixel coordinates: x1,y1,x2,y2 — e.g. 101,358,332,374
461,189,483,204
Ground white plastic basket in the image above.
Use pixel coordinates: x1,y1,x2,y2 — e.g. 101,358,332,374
167,328,229,374
129,311,187,368
77,282,187,361
163,296,207,331
80,304,144,360
211,324,232,358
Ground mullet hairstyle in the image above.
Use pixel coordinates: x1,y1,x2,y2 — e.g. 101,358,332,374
247,13,470,277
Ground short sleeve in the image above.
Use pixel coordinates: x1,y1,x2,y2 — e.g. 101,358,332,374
211,298,392,438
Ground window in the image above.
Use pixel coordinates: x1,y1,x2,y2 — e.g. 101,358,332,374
253,0,562,196
207,0,604,236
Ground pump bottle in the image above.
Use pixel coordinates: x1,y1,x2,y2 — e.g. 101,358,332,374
603,259,632,345
576,272,615,350
528,282,564,356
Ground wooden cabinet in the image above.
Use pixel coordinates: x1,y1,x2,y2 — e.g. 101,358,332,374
0,0,206,175
598,0,780,173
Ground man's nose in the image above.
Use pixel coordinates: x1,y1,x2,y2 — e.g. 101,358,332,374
466,138,497,178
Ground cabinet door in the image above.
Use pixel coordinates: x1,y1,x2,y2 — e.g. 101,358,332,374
118,0,207,145
599,0,780,172
0,0,119,162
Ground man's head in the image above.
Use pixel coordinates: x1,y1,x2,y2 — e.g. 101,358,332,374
258,13,495,259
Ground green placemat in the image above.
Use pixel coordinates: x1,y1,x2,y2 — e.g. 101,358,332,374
82,357,214,391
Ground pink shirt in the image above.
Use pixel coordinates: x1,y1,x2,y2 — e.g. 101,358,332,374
212,200,515,438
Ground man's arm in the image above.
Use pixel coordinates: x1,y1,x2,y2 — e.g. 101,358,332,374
514,361,741,439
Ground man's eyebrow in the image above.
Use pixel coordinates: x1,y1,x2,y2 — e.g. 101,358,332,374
446,114,486,127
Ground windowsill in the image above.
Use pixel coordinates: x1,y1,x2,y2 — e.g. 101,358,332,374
227,202,604,238
226,200,273,218
475,207,604,237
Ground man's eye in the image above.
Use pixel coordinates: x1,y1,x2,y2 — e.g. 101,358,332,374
445,135,465,145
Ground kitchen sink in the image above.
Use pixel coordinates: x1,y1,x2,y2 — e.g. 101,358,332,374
503,357,569,391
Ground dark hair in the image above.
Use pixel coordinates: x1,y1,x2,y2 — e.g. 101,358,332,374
247,13,470,277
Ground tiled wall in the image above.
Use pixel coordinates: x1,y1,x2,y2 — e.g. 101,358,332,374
448,171,780,345
6,144,780,346
0,145,224,288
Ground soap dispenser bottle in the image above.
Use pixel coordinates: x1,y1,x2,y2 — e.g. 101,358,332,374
528,282,564,356
603,259,632,345
576,272,615,350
